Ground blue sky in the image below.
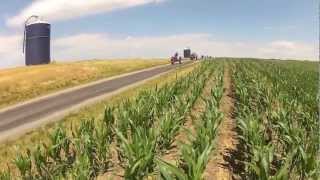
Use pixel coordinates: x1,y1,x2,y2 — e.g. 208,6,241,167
0,0,318,68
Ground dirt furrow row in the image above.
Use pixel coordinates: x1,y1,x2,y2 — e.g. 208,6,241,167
203,66,240,180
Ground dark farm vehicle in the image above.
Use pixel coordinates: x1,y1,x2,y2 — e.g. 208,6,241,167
190,53,198,60
171,52,182,65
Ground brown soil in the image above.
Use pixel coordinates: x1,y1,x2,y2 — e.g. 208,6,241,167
203,66,241,180
97,142,124,180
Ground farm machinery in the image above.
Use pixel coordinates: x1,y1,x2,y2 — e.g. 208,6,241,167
170,52,182,65
190,53,198,60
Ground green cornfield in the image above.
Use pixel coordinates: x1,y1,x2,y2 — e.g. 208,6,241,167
0,58,318,180
233,59,319,180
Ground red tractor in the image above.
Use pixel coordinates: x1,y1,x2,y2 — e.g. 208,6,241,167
171,52,182,65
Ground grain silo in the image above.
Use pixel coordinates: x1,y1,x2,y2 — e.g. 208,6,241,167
23,15,51,66
184,48,191,58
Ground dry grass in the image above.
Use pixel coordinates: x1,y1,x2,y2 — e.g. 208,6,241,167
0,59,167,109
0,62,198,173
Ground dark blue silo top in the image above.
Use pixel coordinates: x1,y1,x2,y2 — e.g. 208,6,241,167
25,22,51,65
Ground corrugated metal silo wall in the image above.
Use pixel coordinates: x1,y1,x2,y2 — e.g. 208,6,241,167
25,23,51,65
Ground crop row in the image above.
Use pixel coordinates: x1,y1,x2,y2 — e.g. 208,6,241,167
157,65,225,179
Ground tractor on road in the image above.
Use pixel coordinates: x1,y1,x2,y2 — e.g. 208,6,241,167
190,53,198,60
171,52,182,65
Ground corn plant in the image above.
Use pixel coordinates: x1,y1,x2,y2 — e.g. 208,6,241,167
14,150,32,179
32,145,52,179
47,126,74,171
0,171,11,180
157,108,184,151
102,106,115,143
68,153,93,180
72,119,111,177
157,144,213,180
115,127,157,179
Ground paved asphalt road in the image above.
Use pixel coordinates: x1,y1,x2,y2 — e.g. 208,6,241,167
0,61,192,134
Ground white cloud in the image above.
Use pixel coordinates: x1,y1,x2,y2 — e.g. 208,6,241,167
52,33,213,60
0,33,317,69
258,40,317,60
53,33,317,61
6,0,165,27
0,34,23,67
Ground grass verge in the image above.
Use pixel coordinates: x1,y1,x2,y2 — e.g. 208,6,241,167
0,59,167,109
